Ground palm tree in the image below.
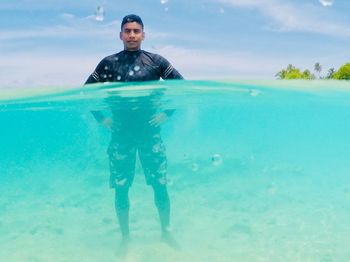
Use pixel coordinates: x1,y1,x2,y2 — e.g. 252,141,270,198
314,62,322,79
326,68,336,79
275,69,286,79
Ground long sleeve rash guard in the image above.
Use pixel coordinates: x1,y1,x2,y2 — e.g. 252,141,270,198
85,49,183,122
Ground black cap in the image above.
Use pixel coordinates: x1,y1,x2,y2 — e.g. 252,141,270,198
121,14,144,30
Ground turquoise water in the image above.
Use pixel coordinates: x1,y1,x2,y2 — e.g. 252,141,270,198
1,80,350,261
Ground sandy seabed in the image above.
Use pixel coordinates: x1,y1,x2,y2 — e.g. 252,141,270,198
1,153,350,262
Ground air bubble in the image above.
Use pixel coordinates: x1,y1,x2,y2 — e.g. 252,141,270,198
167,178,174,186
158,177,167,185
115,178,127,186
267,183,278,195
160,0,169,11
134,65,140,71
249,89,261,97
319,0,333,7
152,143,162,153
211,154,223,166
191,163,199,172
95,6,105,21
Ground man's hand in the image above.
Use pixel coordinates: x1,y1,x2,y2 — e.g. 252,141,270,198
149,112,168,127
101,117,113,129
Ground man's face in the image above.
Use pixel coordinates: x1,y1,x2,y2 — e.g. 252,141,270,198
120,22,145,51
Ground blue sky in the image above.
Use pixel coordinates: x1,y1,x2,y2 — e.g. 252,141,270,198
1,0,349,87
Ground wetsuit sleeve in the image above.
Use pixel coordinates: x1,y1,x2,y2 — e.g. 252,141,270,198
156,56,183,117
90,110,105,123
84,60,107,123
164,109,175,117
85,59,108,84
158,56,184,80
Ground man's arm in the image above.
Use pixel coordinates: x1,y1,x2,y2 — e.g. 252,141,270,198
148,56,183,126
84,60,108,124
159,56,184,80
160,56,183,116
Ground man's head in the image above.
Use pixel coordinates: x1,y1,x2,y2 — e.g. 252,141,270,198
120,14,145,51
121,14,144,30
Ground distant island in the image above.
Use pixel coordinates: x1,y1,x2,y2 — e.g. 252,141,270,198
275,63,350,80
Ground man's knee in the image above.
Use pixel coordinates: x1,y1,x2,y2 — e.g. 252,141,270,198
115,186,130,210
152,183,170,208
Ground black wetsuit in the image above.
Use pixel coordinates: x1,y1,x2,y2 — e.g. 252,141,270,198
85,49,183,187
85,49,183,238
86,50,183,83
86,49,183,123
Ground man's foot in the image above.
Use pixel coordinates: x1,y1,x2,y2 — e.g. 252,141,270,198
116,236,129,257
161,231,181,250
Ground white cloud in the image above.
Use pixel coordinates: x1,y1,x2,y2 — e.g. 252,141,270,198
1,5,346,88
0,16,119,41
0,14,171,42
217,0,350,37
1,43,344,89
0,46,288,89
155,46,286,79
0,1,100,10
0,52,100,88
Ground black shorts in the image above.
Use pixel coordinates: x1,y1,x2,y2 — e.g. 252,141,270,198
107,131,167,188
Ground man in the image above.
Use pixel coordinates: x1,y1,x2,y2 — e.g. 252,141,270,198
85,14,183,253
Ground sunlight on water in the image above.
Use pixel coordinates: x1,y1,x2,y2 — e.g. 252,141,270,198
1,80,350,261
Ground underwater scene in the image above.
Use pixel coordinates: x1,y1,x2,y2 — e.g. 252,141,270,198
1,80,350,261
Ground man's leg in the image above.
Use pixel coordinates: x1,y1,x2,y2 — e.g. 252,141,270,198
115,185,130,240
139,132,179,248
152,182,171,233
138,132,170,232
108,139,136,241
113,185,130,257
152,181,179,248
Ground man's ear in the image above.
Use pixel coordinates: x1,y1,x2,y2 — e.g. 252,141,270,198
119,32,122,40
142,32,145,40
